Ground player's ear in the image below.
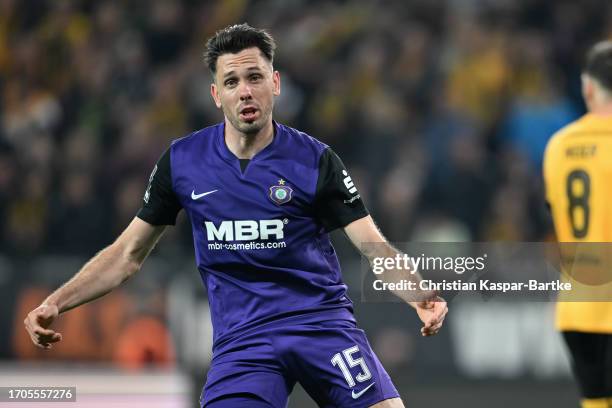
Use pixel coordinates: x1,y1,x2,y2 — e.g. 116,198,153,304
581,74,588,96
582,73,597,111
273,70,281,97
210,82,222,109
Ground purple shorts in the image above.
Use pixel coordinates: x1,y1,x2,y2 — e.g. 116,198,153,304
201,316,399,407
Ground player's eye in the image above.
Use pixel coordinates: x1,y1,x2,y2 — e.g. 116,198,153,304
249,74,262,82
224,78,237,87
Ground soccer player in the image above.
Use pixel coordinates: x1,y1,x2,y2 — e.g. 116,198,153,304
543,41,612,408
23,24,448,408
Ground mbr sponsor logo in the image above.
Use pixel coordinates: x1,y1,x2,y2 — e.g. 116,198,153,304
204,219,285,241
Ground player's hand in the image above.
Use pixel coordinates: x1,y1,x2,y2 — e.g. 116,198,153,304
415,296,448,337
24,304,62,349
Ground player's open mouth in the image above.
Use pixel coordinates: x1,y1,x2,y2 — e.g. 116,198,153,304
239,106,259,122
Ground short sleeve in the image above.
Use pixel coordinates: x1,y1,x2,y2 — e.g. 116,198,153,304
136,148,182,225
313,148,369,231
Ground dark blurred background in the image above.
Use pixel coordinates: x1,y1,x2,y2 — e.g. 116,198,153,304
1,0,610,406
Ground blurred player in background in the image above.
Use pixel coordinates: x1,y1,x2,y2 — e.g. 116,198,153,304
23,24,447,408
543,41,612,408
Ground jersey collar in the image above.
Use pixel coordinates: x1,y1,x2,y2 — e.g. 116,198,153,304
216,120,280,164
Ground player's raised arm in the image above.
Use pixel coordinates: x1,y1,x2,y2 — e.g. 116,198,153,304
24,145,182,350
23,217,167,349
343,215,449,336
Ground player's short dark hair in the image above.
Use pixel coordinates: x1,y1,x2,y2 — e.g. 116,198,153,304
584,41,612,92
204,23,276,75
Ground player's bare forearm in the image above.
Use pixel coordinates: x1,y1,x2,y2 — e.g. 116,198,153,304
344,216,448,336
362,243,426,306
24,218,165,349
45,217,166,313
45,242,136,313
343,216,425,307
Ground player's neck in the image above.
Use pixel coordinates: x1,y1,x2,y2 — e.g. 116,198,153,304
588,90,612,116
224,120,274,159
590,104,612,117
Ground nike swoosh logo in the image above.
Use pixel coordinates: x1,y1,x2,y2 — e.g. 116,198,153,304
191,189,218,200
351,382,375,399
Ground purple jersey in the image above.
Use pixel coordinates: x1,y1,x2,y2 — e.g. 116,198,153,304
137,121,368,348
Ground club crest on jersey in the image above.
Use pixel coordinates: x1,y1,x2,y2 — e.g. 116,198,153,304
269,179,293,205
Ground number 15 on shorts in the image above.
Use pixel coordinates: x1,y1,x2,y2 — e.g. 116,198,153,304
331,345,372,387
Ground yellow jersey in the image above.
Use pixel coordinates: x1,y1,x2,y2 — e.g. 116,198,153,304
543,113,612,333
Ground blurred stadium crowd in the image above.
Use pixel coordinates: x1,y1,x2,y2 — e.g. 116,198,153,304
5,0,612,257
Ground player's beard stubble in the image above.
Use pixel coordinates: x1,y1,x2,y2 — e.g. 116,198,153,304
224,102,273,136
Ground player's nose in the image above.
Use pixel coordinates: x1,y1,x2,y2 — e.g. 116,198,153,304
238,82,253,101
